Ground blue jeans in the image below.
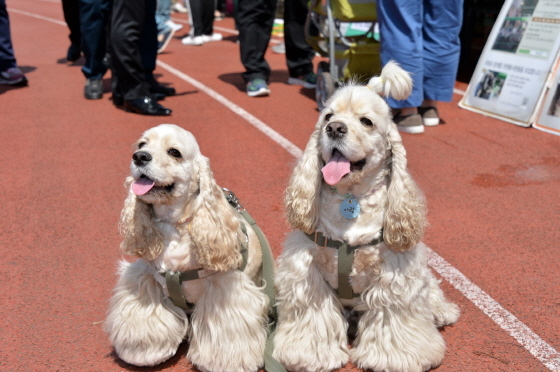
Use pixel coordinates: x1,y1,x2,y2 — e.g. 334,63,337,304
156,0,171,33
377,0,463,108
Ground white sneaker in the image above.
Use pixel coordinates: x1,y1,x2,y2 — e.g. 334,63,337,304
165,20,183,32
181,35,203,46
171,2,188,13
202,33,223,42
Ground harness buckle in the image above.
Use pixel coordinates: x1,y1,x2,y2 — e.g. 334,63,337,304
223,188,245,211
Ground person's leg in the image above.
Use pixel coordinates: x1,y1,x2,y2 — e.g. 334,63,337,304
237,0,277,83
377,0,423,110
422,0,463,103
283,0,315,79
62,0,82,59
187,0,203,36
200,0,215,36
0,0,17,71
111,0,151,100
155,0,172,33
79,0,110,80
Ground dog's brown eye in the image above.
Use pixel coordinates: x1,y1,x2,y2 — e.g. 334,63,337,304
138,142,146,149
360,117,373,127
325,113,333,121
168,148,182,158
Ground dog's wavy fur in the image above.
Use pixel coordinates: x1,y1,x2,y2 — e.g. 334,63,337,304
274,62,459,372
105,124,268,371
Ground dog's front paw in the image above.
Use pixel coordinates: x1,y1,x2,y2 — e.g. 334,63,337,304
432,300,460,328
273,328,349,372
351,329,446,372
351,342,445,372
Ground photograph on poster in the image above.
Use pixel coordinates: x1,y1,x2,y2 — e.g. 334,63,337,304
546,85,560,117
492,0,532,53
474,70,507,100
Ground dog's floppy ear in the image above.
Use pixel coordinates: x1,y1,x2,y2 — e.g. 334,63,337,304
119,176,165,260
383,127,427,251
369,62,426,251
285,124,323,233
367,60,412,100
186,155,242,271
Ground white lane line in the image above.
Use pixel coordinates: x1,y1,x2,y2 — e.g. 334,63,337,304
8,8,66,26
427,248,560,371
17,9,560,370
156,60,303,159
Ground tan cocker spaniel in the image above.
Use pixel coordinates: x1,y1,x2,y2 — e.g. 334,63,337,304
104,124,270,372
273,62,460,372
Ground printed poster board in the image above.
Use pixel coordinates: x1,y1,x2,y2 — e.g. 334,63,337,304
459,0,560,127
534,60,560,135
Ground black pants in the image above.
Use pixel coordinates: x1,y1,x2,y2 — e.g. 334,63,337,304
61,0,81,49
187,0,214,36
110,0,157,100
79,0,110,79
237,0,314,83
283,0,315,78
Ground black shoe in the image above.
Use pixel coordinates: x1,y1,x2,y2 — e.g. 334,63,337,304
149,83,176,96
112,92,165,106
123,96,172,116
84,78,103,99
67,44,81,62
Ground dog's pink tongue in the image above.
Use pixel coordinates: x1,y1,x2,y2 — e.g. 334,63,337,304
321,151,351,185
132,177,155,196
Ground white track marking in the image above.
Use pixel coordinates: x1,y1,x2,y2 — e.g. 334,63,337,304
427,247,560,371
157,60,303,159
8,8,66,26
16,8,560,371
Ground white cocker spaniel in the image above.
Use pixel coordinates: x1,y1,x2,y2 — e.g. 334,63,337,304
273,62,460,372
104,124,271,372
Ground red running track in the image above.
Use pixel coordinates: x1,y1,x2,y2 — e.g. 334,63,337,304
1,1,559,371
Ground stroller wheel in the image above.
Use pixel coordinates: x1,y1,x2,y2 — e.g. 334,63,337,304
316,61,336,111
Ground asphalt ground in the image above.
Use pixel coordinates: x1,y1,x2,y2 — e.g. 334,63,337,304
1,1,559,371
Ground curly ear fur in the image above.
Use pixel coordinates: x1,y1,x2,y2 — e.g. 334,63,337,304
367,60,413,100
383,126,427,251
186,156,242,272
119,176,165,260
285,125,323,234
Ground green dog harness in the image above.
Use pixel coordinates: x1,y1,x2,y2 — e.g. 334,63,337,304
162,188,285,372
305,229,384,299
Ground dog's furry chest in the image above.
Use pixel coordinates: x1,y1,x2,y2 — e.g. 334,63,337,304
311,244,383,295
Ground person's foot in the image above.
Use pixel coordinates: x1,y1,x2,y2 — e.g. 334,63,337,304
201,33,223,42
66,44,81,62
246,79,270,97
84,78,103,99
181,35,203,46
0,67,28,86
288,72,317,89
165,20,183,32
393,112,424,134
157,28,175,54
418,106,440,126
149,83,176,97
123,96,172,116
171,2,188,13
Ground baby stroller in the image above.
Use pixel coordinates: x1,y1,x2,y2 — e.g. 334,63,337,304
305,0,380,110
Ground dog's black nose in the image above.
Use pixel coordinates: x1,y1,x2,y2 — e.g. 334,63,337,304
132,151,152,166
326,121,347,139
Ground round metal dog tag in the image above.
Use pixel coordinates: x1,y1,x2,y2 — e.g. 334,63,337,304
340,196,360,219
